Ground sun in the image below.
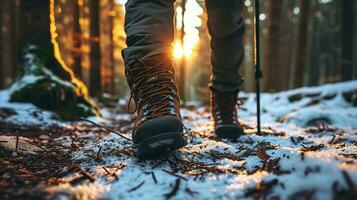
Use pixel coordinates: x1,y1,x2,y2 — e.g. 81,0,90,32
173,41,193,59
173,42,184,59
173,0,203,60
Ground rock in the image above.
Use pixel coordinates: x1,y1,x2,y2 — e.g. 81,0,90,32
0,108,17,119
306,117,331,127
8,45,100,119
288,93,303,102
343,89,357,106
0,135,42,155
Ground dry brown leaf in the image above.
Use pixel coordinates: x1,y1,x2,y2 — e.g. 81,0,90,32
256,150,270,161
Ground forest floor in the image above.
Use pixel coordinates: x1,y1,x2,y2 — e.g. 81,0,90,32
0,81,357,200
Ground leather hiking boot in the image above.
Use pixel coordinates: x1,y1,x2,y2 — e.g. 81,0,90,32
210,91,244,138
126,57,187,158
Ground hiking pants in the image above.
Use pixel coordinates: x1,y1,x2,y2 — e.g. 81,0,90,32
122,0,244,94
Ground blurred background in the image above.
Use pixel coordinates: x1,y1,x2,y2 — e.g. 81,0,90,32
0,0,356,104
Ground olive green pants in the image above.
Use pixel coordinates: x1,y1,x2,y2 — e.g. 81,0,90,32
122,0,244,94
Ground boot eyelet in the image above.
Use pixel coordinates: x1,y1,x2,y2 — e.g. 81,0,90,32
169,108,176,114
143,110,149,116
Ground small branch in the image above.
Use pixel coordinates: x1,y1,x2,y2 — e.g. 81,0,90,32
79,118,132,141
26,141,59,161
96,147,102,160
185,187,199,197
163,178,181,200
329,135,337,144
102,166,111,175
15,133,19,153
81,170,96,182
342,170,356,191
162,169,188,181
151,172,158,184
127,181,145,192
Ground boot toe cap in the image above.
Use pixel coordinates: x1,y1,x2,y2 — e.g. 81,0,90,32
133,115,184,144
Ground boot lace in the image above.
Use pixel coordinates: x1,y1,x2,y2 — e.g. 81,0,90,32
127,57,178,121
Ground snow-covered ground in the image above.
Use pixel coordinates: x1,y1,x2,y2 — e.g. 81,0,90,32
1,81,357,199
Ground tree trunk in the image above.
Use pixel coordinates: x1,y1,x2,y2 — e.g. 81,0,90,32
292,0,311,88
108,0,115,95
306,1,318,86
18,0,70,78
263,0,284,92
72,0,82,78
12,0,21,79
341,0,354,81
89,0,101,96
0,0,4,88
8,0,99,118
0,0,15,89
100,0,115,94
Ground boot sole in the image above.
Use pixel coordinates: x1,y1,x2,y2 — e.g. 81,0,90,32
135,132,187,159
215,125,244,139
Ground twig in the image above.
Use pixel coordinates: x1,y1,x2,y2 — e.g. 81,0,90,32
206,151,222,159
79,118,132,141
81,170,96,182
162,169,188,181
26,141,58,160
127,181,145,192
15,133,19,153
165,157,178,168
103,166,111,175
163,179,181,200
342,170,356,191
151,172,158,184
96,147,102,160
185,187,199,197
329,135,337,144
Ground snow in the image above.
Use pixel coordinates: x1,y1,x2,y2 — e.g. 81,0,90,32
240,81,357,129
0,89,61,126
1,81,357,199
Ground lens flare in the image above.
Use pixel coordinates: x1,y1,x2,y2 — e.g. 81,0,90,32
173,42,184,59
116,0,203,60
174,0,203,59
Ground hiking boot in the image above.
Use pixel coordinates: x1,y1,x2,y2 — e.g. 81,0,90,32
210,91,244,138
126,57,187,158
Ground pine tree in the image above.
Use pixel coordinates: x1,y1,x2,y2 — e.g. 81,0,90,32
8,0,99,118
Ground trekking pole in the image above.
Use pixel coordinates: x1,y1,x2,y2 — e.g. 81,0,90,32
254,0,263,134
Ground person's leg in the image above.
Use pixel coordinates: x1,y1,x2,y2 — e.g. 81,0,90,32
205,0,244,94
206,0,245,138
122,0,175,68
122,0,186,158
